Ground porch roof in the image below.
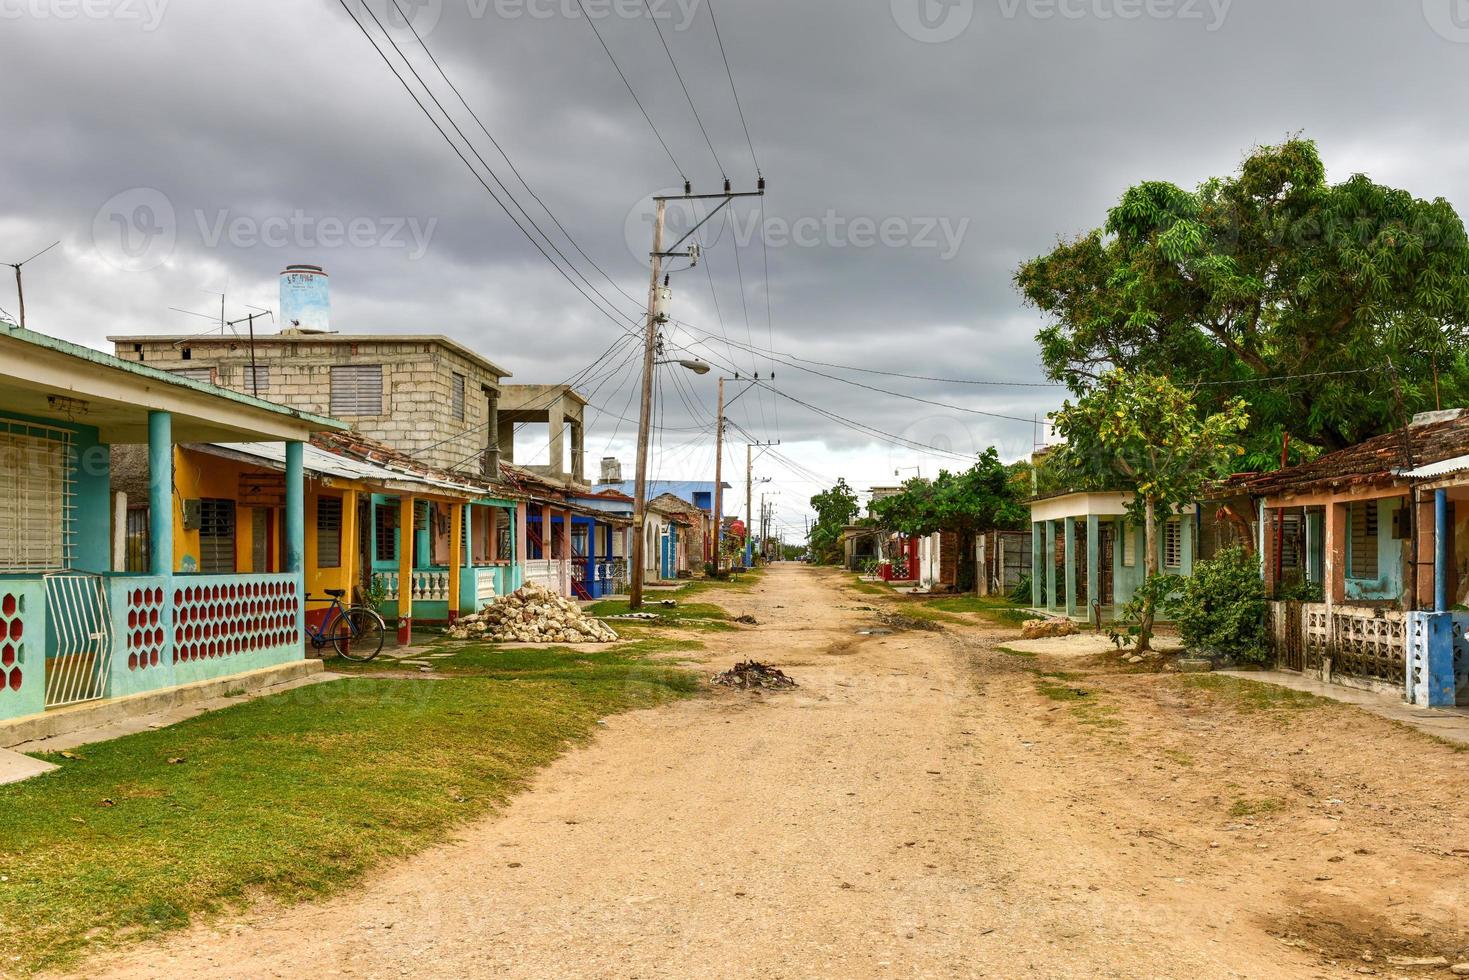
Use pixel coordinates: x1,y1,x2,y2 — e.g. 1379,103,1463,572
0,323,344,443
205,442,485,498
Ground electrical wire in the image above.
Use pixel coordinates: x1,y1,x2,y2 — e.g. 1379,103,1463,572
641,0,724,177
704,0,758,176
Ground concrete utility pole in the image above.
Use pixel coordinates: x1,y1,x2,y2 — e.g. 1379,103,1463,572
628,197,667,611
712,375,725,564
630,181,765,604
745,440,778,566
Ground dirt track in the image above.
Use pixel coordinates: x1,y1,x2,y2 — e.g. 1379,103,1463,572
77,565,1469,978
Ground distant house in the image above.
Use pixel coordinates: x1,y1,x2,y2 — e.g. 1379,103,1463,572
594,465,732,562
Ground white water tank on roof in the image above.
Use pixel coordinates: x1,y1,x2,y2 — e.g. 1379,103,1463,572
280,264,330,333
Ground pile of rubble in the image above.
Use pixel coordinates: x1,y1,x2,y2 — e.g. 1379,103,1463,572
710,661,797,690
445,582,619,644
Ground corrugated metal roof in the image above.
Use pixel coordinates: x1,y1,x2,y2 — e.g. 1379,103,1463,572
1399,453,1469,479
212,442,483,494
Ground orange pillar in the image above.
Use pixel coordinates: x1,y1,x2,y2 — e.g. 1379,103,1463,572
397,496,415,644
1323,501,1347,608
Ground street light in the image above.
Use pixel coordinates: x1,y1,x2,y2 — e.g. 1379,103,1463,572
657,358,711,375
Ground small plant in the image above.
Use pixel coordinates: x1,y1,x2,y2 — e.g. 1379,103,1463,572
1108,574,1180,651
1173,545,1268,663
1008,573,1033,605
362,575,390,610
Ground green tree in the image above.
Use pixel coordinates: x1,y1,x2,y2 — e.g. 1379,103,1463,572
1051,371,1249,651
870,449,1028,591
808,479,860,565
1017,138,1469,458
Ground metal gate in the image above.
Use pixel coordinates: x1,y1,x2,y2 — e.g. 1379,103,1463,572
43,573,112,708
1098,525,1116,606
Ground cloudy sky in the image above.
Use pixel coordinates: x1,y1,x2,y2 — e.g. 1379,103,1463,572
2,0,1466,537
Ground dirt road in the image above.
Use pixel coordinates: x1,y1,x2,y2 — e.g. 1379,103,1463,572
78,565,1469,978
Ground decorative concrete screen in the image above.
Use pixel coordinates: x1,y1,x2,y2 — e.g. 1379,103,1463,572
0,581,45,719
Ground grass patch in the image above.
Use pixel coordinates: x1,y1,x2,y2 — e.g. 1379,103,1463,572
1162,748,1196,767
848,577,894,596
1176,674,1326,712
916,595,1041,627
1229,796,1286,819
994,646,1038,659
1,646,699,974
586,598,736,633
1035,678,1124,731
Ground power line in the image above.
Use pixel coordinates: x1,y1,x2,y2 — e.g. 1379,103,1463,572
390,0,646,314
572,0,686,182
704,0,759,176
642,0,724,177
337,0,642,342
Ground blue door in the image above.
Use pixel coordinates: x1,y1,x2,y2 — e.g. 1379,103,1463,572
661,531,675,579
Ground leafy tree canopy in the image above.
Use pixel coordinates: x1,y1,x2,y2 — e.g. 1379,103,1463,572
870,449,1028,538
807,479,860,564
1017,138,1469,456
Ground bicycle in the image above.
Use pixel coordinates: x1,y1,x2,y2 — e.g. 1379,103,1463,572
304,589,387,662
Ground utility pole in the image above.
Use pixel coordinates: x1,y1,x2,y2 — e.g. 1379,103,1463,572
712,375,725,566
745,439,778,566
630,180,765,605
225,309,273,398
629,197,667,611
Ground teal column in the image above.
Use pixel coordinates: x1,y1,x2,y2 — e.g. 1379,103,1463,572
147,411,173,576
284,441,304,574
1086,514,1100,617
1063,516,1078,618
415,502,431,569
1044,521,1057,611
1031,522,1044,608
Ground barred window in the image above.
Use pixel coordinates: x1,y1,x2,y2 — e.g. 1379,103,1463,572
1163,520,1183,569
317,496,343,569
452,372,466,422
330,365,384,416
0,421,72,572
1349,500,1379,579
198,499,236,575
374,504,396,562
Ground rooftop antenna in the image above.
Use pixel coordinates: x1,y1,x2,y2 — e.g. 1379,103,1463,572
227,307,274,397
6,240,60,330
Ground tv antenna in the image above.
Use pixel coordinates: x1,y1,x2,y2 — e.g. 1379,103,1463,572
6,240,60,330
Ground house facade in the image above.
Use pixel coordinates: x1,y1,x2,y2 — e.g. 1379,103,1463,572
0,322,341,731
1028,491,1197,621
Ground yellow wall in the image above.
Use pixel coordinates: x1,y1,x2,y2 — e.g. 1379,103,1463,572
171,449,362,606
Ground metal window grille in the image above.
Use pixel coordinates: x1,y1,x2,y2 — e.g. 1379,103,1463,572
1121,522,1137,567
452,372,466,422
375,504,396,562
124,506,150,573
169,367,214,384
0,418,75,572
1349,501,1379,579
198,499,236,574
317,496,343,568
330,364,384,416
1164,520,1182,569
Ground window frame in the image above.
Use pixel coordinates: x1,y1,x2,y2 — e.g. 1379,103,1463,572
330,364,385,417
316,495,343,569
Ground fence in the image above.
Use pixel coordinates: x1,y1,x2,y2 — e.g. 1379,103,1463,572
1267,601,1406,688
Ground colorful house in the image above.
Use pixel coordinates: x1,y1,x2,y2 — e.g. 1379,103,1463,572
0,322,342,730
1028,491,1198,621
1241,409,1469,704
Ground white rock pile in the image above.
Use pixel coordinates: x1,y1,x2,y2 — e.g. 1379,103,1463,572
445,582,619,644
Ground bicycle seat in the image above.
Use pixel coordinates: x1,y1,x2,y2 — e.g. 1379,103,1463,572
324,589,347,598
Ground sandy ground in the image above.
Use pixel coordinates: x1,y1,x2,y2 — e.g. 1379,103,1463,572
72,565,1469,979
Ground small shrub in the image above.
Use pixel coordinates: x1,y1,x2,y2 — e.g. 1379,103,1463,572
1274,578,1324,603
1008,573,1033,605
1172,545,1268,663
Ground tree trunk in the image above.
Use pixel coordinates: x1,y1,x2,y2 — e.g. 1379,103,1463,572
1138,496,1158,653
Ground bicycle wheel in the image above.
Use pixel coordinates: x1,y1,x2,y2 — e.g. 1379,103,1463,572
332,607,386,662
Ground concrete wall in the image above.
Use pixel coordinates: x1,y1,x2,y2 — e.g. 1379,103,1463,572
116,338,501,474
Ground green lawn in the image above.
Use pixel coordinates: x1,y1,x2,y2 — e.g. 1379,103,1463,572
0,644,699,974
920,595,1041,626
